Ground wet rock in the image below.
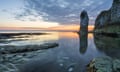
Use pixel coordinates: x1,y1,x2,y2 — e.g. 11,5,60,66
0,43,58,54
87,56,112,72
87,56,120,72
0,49,45,72
113,59,120,72
0,33,48,39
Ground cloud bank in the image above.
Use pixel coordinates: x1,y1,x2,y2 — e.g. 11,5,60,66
16,0,112,25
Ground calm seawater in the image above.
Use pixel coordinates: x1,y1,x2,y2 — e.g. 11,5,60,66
0,31,120,72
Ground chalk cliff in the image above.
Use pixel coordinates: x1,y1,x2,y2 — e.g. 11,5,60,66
94,0,120,31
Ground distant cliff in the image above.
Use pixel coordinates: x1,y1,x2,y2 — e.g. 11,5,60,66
94,0,120,32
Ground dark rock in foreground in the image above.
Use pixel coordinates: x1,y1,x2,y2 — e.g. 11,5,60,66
0,43,58,54
94,0,120,33
87,56,120,72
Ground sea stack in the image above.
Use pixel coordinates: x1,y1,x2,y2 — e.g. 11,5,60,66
79,10,89,34
79,10,89,54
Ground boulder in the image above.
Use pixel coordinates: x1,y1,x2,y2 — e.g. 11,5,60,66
87,56,112,72
87,56,120,72
113,59,120,72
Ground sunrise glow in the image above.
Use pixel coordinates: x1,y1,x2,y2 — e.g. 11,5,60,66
0,25,94,32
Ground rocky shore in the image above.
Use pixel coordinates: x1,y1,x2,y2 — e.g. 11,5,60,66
0,42,58,72
87,56,120,72
0,33,49,39
0,43,58,54
88,0,120,70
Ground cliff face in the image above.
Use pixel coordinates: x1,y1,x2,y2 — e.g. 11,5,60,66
110,0,120,23
95,10,110,29
95,0,120,30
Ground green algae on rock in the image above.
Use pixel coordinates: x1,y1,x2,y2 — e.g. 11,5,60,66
87,56,120,72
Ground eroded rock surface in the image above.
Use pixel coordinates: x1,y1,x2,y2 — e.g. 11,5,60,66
87,56,120,72
79,10,89,33
0,43,58,54
95,0,120,32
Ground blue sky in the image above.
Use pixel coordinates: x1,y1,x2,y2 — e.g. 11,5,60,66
0,0,113,28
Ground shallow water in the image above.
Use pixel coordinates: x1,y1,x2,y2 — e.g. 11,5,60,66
0,31,120,72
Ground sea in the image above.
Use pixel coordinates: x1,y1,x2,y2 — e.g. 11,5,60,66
0,30,120,72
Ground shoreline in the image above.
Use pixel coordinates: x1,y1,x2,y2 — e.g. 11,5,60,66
0,43,58,54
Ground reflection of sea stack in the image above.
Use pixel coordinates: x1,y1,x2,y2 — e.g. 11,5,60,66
79,10,89,34
79,33,88,54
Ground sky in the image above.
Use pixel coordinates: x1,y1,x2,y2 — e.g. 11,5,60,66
0,0,113,30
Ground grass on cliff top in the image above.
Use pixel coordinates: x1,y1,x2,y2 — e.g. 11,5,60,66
94,25,120,34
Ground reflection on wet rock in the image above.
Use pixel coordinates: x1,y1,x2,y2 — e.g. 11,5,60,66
94,33,120,58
